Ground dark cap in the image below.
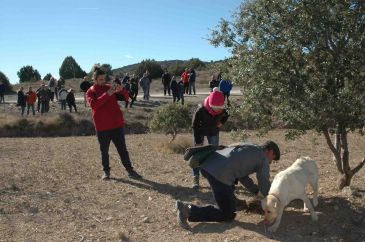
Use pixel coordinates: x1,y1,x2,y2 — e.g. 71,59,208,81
261,140,280,160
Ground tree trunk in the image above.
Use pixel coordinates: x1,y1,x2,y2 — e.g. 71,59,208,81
168,130,177,144
323,126,365,190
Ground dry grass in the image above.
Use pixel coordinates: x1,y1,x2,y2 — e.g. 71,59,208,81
0,131,364,241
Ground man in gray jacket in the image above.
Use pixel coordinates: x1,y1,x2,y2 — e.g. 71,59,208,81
176,140,280,229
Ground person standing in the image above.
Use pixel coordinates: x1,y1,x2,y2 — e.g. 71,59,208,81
129,74,138,107
66,89,77,112
86,66,142,180
17,87,27,116
209,75,220,92
48,77,56,102
0,81,5,103
161,70,172,96
26,87,37,115
176,141,280,230
181,68,190,95
58,86,68,111
36,84,48,115
188,68,196,95
191,89,229,189
219,79,233,106
170,76,179,103
122,73,130,85
139,73,150,100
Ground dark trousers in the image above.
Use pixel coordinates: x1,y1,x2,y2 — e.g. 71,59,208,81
129,91,137,107
163,84,171,96
184,83,189,94
0,93,4,103
68,102,77,112
20,106,26,116
60,100,66,110
27,104,35,115
50,92,55,102
189,81,196,95
96,127,133,173
188,169,236,222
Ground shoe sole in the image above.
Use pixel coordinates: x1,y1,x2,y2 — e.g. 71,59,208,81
175,201,191,230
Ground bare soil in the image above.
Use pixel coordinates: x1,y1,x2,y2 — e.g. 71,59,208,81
1,130,364,241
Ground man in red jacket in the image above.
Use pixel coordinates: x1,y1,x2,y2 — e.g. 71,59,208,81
181,68,190,95
86,66,142,180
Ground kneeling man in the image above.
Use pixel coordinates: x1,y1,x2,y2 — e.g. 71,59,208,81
176,141,280,229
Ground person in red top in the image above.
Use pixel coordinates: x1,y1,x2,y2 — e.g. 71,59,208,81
86,66,142,180
181,68,190,95
26,87,37,116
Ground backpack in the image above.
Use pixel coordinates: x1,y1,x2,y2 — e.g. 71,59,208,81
183,145,226,168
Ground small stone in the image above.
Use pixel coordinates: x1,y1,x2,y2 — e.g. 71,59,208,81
142,217,150,223
148,196,152,201
106,216,113,221
312,232,317,236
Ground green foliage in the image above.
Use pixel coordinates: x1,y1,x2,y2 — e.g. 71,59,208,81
43,73,53,81
168,62,186,76
17,66,41,83
186,58,206,70
59,56,87,79
149,103,191,142
210,0,365,135
135,59,163,79
0,71,13,93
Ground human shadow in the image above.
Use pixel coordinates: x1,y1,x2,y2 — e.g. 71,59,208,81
131,100,167,108
111,177,212,201
188,196,365,241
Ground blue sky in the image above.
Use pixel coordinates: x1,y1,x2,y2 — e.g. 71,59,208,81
0,0,239,83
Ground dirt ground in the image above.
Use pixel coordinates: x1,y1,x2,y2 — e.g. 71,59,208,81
0,130,364,242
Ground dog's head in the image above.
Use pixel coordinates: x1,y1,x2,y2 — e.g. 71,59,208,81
261,194,281,225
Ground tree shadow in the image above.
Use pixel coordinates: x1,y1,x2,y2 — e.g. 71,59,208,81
130,100,167,108
111,177,211,201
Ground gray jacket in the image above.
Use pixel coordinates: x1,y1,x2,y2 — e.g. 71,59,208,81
200,144,271,196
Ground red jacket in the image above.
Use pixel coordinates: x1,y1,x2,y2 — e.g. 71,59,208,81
86,84,129,132
181,71,189,84
26,91,37,104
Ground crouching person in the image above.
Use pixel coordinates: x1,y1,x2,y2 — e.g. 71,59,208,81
176,141,280,229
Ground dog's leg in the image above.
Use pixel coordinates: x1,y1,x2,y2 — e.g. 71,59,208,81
302,195,318,221
310,178,319,207
268,206,284,232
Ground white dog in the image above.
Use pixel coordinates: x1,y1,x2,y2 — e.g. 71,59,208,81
261,156,319,232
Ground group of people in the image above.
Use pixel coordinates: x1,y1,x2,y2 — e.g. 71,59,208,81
16,79,77,116
83,65,280,231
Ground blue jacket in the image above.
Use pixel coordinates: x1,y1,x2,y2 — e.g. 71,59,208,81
219,80,232,93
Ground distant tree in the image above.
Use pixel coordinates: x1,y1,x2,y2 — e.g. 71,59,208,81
186,58,206,70
0,71,13,93
59,56,87,79
135,59,163,79
43,73,53,81
168,62,186,76
149,104,191,143
210,0,365,189
17,65,41,83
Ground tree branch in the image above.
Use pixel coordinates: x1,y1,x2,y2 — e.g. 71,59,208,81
340,125,351,173
351,158,365,176
323,129,343,173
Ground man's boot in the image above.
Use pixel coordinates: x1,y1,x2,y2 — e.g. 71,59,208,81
192,175,199,189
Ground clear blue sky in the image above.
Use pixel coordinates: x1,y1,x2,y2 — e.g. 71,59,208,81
0,0,240,84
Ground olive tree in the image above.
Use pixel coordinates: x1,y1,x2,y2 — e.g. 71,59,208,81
210,0,365,189
149,103,191,143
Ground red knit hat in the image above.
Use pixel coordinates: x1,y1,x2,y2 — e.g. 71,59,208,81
208,90,225,109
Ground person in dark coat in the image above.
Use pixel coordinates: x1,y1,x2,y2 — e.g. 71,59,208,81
17,87,27,116
191,89,229,189
66,89,77,112
170,76,179,103
161,70,172,96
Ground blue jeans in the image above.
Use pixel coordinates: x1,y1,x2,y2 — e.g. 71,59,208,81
188,169,236,222
96,127,133,172
192,133,219,176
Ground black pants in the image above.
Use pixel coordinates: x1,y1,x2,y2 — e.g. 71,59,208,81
68,102,77,112
0,93,4,103
184,83,189,94
96,127,133,172
188,169,236,222
163,84,171,96
129,91,138,107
